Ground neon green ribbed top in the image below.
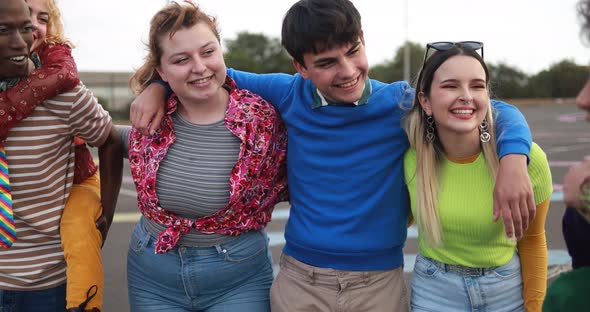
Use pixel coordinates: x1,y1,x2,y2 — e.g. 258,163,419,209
403,143,552,268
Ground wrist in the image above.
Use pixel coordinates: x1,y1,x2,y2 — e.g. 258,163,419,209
500,153,527,164
151,79,172,99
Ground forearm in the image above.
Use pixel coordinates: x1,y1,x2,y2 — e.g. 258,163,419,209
494,153,535,238
98,127,124,230
518,198,550,312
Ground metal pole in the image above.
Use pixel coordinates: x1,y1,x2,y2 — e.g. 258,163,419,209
403,0,410,83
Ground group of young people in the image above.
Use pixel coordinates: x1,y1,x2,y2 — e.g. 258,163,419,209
0,0,586,311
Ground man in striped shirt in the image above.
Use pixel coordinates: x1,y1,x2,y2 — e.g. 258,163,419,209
0,0,123,310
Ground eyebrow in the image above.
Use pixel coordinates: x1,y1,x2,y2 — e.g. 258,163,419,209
439,78,486,84
312,40,362,66
167,41,216,58
0,20,33,27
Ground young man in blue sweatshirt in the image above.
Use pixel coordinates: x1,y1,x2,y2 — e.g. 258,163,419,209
130,0,536,310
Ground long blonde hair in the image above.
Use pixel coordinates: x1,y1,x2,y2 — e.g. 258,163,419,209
129,1,220,95
404,44,499,247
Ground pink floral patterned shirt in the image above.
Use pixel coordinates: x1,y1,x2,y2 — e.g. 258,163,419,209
128,77,288,253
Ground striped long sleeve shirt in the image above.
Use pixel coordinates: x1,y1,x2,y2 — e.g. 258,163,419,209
0,83,111,290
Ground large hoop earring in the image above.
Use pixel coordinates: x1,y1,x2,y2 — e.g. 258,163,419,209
426,115,435,143
480,119,491,143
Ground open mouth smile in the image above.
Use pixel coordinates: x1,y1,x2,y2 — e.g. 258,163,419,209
335,75,361,89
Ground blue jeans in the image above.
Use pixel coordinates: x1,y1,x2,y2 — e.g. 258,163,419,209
127,218,273,312
0,283,66,312
411,253,524,312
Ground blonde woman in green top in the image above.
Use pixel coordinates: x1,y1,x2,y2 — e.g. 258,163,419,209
403,42,552,312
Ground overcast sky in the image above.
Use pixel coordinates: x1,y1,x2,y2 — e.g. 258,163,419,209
57,0,588,75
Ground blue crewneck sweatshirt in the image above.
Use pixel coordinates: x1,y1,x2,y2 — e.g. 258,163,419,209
227,69,531,270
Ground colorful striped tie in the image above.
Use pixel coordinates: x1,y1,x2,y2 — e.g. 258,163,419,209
0,143,15,248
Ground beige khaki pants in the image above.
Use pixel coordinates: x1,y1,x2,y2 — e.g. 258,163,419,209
270,254,409,312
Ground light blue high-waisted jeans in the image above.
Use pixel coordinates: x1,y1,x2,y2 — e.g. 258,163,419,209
127,218,273,312
411,253,525,312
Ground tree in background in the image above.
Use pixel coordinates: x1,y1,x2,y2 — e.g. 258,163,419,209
220,34,587,99
223,32,295,74
488,63,530,99
527,60,587,98
369,41,425,84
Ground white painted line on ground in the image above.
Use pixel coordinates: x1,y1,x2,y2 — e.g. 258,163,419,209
549,161,580,167
119,189,137,197
115,191,565,223
551,192,563,202
272,209,289,220
112,212,141,223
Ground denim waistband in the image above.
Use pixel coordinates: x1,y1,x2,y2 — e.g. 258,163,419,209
426,256,495,277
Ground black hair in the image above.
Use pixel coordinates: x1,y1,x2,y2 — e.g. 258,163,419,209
281,0,362,67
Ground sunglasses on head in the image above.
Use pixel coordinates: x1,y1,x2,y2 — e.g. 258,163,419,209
419,41,484,72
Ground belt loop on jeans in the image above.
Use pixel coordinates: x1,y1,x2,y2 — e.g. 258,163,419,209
362,272,369,284
307,267,315,285
423,254,491,277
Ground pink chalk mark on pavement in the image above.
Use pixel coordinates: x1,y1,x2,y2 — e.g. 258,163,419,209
549,160,580,167
558,112,586,123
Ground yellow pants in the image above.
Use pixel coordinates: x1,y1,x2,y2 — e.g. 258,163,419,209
60,171,103,310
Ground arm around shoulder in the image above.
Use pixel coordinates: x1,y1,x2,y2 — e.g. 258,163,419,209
129,82,167,136
492,100,534,239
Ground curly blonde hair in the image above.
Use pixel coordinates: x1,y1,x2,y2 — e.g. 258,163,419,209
33,0,74,48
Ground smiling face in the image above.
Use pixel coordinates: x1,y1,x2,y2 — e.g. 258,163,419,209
294,37,369,104
156,22,227,106
26,0,49,51
419,55,490,144
0,0,34,79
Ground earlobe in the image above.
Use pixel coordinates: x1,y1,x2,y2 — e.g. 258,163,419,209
293,60,309,79
156,67,167,82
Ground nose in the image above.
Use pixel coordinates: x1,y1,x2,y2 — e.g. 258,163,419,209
339,58,356,79
191,57,206,74
576,78,590,113
31,19,40,34
459,87,473,104
9,31,29,51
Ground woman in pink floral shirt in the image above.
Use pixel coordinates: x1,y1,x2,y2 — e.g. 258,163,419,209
123,2,287,311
